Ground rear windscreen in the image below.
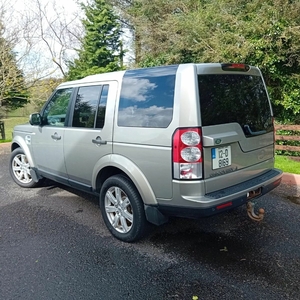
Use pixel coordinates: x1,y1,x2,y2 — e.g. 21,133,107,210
198,74,273,136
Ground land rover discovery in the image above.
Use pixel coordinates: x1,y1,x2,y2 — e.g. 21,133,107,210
9,63,282,242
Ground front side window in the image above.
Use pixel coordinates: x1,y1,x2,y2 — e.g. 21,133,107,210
118,66,178,128
198,74,273,136
42,88,73,127
72,85,109,129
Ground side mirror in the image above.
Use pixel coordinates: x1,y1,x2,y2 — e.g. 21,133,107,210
29,113,42,126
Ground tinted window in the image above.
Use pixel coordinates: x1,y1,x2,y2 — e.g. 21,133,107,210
198,74,273,136
118,66,178,128
42,88,73,127
72,86,102,128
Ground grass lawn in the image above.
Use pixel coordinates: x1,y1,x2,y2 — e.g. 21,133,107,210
0,117,29,142
275,155,300,174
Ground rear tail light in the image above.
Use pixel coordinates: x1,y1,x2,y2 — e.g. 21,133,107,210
172,128,203,179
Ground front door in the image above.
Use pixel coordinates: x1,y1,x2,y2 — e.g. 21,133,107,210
30,88,73,184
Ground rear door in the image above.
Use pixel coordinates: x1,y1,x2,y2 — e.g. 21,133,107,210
63,82,117,192
197,64,274,192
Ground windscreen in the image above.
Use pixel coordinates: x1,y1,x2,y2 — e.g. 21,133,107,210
198,74,273,136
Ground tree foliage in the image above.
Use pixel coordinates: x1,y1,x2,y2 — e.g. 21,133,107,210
67,0,125,80
29,77,63,111
113,0,300,123
0,22,28,118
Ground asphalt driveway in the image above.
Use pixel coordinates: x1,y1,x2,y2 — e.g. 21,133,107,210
1,143,300,299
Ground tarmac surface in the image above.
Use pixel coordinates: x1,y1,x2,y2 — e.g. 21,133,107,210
1,142,300,299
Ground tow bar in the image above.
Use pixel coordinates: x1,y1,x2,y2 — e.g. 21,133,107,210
246,188,264,222
247,201,265,222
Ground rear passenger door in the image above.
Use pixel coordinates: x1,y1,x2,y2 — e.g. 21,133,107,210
63,82,117,191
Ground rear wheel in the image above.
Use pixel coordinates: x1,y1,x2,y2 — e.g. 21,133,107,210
9,148,40,188
99,175,149,242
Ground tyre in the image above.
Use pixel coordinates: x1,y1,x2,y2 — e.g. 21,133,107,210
99,175,149,242
9,148,40,188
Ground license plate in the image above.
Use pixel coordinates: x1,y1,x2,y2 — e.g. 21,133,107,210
212,146,232,170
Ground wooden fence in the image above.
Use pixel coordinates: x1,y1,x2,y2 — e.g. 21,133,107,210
275,125,300,152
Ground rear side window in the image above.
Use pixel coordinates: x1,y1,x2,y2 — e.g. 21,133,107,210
118,65,178,128
198,74,273,136
72,85,108,129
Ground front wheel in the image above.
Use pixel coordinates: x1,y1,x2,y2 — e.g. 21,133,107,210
9,148,40,188
99,175,149,242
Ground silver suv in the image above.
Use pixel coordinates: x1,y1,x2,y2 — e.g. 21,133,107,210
10,63,282,242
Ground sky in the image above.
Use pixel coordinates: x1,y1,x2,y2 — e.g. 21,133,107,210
12,0,81,16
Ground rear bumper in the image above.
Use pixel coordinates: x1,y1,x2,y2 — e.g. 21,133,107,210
145,169,282,224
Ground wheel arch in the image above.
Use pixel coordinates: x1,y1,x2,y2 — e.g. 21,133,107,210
11,137,35,167
93,154,157,205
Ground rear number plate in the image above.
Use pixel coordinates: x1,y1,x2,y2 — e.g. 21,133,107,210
212,146,232,170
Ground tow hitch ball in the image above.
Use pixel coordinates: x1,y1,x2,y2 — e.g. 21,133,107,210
246,201,265,222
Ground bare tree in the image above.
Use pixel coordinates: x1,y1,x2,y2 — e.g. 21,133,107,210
8,0,84,80
0,0,84,80
0,0,84,139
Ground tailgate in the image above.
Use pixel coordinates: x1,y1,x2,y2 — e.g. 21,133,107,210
197,64,274,193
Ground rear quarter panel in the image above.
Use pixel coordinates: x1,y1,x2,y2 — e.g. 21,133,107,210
113,64,200,201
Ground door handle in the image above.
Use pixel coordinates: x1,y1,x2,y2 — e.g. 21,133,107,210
51,132,61,141
92,136,107,145
243,125,266,136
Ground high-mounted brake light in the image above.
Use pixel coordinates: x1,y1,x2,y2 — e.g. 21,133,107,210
221,63,250,72
172,128,203,180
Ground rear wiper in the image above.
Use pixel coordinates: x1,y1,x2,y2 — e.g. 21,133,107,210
243,125,266,136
